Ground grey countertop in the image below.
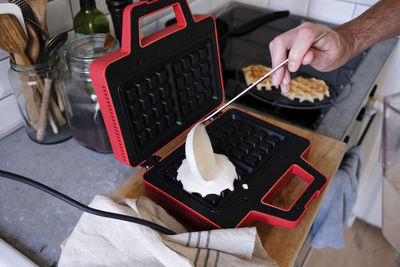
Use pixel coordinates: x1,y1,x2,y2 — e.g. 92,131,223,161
0,129,135,266
318,38,398,141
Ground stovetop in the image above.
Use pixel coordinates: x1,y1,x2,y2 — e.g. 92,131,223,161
217,4,368,130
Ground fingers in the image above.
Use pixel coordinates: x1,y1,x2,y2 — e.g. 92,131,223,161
269,29,297,87
268,22,336,93
281,68,291,93
302,49,314,65
269,38,287,87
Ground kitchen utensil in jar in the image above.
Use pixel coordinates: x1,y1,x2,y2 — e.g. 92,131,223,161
26,0,49,36
25,20,40,63
9,0,49,47
44,31,68,58
103,32,116,50
0,3,27,35
0,14,30,65
9,55,71,143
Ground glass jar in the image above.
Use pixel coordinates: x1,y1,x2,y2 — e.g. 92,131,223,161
382,92,400,252
9,55,72,144
61,34,119,153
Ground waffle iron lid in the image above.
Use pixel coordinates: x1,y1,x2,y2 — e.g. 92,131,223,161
95,0,225,167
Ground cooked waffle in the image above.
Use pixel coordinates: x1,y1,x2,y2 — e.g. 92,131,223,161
283,76,330,103
242,65,273,91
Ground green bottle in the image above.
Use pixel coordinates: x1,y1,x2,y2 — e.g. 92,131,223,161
73,0,110,37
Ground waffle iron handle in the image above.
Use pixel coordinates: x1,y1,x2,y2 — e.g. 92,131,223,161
255,159,327,228
129,0,195,48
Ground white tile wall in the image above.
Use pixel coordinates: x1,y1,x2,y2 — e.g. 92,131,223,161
352,3,370,18
210,0,232,15
46,0,74,35
152,0,212,30
141,20,159,38
188,0,211,14
308,0,355,24
346,0,377,5
0,95,23,139
0,59,12,100
234,0,269,9
156,7,179,30
0,50,8,61
232,0,376,23
142,6,174,27
269,0,310,16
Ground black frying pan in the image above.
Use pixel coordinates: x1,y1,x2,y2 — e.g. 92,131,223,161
166,10,290,54
216,10,289,53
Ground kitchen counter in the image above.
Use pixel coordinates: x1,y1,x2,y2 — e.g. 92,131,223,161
0,129,135,266
0,104,346,266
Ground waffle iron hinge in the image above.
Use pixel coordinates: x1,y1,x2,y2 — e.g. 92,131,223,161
141,155,162,169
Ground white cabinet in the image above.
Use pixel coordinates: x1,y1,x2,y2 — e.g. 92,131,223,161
352,40,400,228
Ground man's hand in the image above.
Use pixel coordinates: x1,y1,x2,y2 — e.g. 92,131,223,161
268,22,352,93
268,0,400,93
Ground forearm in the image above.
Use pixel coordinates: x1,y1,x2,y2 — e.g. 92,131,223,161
335,0,400,59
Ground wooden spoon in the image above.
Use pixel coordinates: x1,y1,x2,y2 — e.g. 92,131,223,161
103,33,116,50
25,20,40,63
0,14,31,65
26,0,49,37
0,14,41,127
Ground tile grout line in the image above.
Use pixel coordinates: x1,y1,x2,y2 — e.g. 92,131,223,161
0,92,13,102
68,0,75,24
351,3,358,19
331,0,373,4
305,0,312,18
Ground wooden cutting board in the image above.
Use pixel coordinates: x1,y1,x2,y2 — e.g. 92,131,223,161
113,105,346,267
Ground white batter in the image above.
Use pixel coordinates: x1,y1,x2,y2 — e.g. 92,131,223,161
177,123,237,197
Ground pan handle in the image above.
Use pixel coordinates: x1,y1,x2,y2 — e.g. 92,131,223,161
229,10,289,37
246,159,326,228
123,0,195,50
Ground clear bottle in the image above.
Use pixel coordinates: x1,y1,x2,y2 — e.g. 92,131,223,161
382,92,400,252
73,0,110,37
61,34,119,153
9,55,72,144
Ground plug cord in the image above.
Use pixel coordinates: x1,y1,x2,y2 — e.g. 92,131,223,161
0,170,176,235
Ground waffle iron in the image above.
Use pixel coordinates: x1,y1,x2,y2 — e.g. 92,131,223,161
90,0,327,230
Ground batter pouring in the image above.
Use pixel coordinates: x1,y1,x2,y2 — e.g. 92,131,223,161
177,124,237,197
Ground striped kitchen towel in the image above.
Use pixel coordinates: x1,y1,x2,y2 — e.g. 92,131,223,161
58,195,277,267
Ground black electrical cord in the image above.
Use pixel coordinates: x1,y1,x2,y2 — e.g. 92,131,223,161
0,170,176,235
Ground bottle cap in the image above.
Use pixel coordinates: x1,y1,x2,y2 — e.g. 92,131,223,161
79,0,96,8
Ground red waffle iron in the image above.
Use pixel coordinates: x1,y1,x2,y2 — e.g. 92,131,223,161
89,0,327,230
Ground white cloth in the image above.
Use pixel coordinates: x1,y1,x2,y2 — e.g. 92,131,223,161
58,195,278,267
